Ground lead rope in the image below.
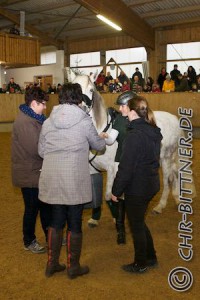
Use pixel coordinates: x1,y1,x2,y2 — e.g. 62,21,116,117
89,109,112,172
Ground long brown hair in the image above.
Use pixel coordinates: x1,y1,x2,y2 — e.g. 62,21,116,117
127,95,157,127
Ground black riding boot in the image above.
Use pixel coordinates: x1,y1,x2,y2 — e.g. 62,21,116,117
116,199,126,245
45,227,66,277
66,231,89,279
106,199,118,219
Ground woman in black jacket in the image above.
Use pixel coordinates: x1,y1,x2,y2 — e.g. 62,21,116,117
187,66,197,90
112,95,163,273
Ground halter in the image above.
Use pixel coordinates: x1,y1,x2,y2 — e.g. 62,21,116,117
82,93,94,114
81,75,95,113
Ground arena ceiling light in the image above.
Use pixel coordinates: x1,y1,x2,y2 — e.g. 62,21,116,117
96,14,122,31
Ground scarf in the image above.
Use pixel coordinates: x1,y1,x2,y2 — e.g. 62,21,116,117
19,104,46,124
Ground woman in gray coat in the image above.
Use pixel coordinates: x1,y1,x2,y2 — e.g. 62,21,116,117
38,83,106,279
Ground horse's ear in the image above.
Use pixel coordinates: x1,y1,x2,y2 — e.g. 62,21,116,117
90,70,98,82
65,67,76,83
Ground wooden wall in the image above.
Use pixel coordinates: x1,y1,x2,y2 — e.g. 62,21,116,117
67,25,200,80
101,92,200,128
0,33,40,65
67,34,142,54
0,94,24,122
149,26,200,79
1,92,200,127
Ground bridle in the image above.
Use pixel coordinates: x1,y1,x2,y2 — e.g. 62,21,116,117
81,76,95,114
82,93,94,114
80,75,117,172
88,102,117,173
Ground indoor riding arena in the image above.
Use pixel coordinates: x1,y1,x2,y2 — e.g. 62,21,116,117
0,0,200,299
0,92,199,299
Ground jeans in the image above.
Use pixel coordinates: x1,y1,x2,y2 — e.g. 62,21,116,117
125,195,156,266
91,206,101,220
50,204,84,233
21,188,52,247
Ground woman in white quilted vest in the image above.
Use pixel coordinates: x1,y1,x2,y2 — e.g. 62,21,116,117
38,83,105,279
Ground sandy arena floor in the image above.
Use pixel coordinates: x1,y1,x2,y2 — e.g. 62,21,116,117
0,132,199,300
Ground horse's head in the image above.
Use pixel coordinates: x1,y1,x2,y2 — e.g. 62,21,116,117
71,72,108,131
72,74,95,115
70,70,97,100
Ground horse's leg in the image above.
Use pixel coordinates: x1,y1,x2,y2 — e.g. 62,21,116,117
153,158,171,214
104,163,120,220
171,167,180,205
105,163,117,201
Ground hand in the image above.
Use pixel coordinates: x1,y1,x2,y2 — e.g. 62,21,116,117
111,194,118,202
99,132,108,139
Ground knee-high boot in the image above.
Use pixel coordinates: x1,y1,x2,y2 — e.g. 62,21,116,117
116,199,126,244
66,231,89,279
106,200,119,219
45,227,66,277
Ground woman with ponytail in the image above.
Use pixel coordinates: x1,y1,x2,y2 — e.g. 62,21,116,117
112,95,163,273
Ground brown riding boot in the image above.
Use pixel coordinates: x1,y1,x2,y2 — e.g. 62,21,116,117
45,227,66,278
66,231,89,279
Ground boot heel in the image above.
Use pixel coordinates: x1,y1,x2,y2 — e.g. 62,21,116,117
67,265,89,279
45,263,66,278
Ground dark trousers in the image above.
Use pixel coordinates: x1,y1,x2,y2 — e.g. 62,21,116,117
91,206,101,220
21,188,52,247
125,195,156,266
50,204,84,233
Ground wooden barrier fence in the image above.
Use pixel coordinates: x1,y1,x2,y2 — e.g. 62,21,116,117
1,92,200,127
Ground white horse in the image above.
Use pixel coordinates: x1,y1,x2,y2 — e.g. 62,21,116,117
66,69,191,213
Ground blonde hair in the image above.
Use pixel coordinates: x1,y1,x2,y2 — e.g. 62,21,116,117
127,95,157,127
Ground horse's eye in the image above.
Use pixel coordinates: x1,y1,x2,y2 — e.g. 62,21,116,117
90,88,94,92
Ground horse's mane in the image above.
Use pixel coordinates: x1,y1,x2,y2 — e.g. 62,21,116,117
92,91,108,130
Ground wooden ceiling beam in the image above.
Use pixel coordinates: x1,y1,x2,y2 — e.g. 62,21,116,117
42,22,109,34
75,0,155,49
0,7,61,47
128,0,159,7
0,0,29,5
152,17,200,29
27,12,94,26
25,1,76,14
142,5,200,19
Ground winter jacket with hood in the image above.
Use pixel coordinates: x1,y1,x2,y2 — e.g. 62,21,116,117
112,118,163,200
11,110,44,188
38,104,105,205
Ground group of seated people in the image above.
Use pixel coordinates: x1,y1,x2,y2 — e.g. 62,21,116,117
1,64,199,95
0,78,22,94
0,79,63,94
25,83,63,94
95,65,200,93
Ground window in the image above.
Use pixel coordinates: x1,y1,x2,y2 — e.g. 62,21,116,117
106,47,147,64
106,47,147,78
70,52,100,67
167,42,200,74
69,47,147,79
41,52,56,65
